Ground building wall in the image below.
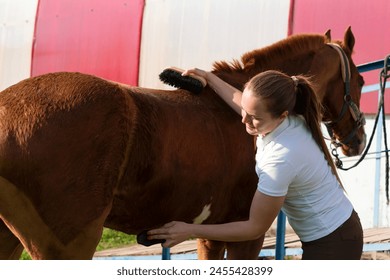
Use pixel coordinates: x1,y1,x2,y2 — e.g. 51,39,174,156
291,0,390,114
138,0,290,89
32,0,144,85
0,0,38,90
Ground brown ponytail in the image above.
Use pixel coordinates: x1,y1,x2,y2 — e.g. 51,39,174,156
246,70,343,187
293,76,344,187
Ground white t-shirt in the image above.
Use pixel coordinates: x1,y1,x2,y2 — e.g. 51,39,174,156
256,115,353,242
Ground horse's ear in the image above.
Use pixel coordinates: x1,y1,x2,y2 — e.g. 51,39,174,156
343,26,355,52
324,29,331,42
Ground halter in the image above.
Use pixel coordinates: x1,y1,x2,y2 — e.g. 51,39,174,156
324,43,366,152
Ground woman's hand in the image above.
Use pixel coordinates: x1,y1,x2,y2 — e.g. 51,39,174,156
147,221,193,248
182,68,208,80
184,67,243,115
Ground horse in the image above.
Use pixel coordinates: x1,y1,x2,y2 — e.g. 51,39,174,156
0,27,365,260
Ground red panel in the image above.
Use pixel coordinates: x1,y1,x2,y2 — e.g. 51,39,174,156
290,0,390,114
32,0,144,85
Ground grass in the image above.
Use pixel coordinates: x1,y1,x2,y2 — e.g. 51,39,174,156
19,228,136,260
96,228,136,251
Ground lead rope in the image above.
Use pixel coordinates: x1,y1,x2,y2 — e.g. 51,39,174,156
380,56,389,204
333,56,390,204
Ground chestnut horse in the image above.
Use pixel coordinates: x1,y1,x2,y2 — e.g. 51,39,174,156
0,28,365,260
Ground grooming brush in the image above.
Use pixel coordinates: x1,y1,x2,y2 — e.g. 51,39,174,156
136,230,166,247
159,67,207,94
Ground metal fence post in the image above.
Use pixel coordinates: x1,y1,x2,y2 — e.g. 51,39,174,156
162,247,171,260
275,211,286,260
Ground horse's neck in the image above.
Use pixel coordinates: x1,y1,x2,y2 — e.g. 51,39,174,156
216,54,314,90
215,72,247,91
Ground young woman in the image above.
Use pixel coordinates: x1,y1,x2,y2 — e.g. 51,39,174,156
148,69,363,260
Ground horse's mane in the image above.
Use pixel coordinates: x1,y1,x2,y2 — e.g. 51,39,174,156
212,34,327,73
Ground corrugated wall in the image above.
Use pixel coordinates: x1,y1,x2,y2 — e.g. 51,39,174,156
1,0,388,98
0,0,290,90
291,0,390,114
32,0,144,85
138,0,290,89
0,0,38,90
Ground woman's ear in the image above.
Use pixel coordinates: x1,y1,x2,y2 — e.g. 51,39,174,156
279,111,289,121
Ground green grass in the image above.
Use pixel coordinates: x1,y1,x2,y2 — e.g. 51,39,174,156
96,228,136,251
19,228,136,260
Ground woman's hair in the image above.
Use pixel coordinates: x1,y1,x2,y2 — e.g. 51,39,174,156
245,70,343,187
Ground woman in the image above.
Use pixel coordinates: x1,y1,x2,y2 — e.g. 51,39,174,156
148,69,363,260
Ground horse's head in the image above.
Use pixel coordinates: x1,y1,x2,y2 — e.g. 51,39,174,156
311,27,366,156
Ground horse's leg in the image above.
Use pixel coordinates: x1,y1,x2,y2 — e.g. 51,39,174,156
0,176,60,259
225,236,265,260
62,204,111,259
0,219,23,259
0,176,109,259
197,239,226,260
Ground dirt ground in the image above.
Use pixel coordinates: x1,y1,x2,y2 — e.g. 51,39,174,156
361,252,390,260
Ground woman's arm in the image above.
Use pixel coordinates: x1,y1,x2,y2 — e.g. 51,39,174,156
183,68,242,115
148,191,285,248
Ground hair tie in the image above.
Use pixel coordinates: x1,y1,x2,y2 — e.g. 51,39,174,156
291,76,299,87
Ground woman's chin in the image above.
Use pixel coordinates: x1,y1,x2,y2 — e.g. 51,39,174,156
245,127,258,136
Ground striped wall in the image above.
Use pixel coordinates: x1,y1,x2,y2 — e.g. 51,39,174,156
0,0,389,228
1,0,291,91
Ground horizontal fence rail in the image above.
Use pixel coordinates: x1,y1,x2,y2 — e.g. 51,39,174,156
357,58,389,73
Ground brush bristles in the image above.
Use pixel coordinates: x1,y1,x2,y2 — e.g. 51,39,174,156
136,231,165,247
159,67,207,94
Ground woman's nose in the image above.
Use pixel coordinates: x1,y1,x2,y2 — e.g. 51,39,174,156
241,113,249,124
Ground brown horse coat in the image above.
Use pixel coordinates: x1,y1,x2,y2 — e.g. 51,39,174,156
0,28,365,259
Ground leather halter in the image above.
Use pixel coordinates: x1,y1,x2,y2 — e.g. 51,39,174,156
324,43,366,148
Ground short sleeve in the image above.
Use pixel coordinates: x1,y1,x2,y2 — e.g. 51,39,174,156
256,148,296,197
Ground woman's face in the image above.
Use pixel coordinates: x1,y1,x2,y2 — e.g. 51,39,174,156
241,89,287,137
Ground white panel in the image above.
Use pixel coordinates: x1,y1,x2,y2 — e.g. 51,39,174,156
139,0,290,89
334,117,390,229
0,0,38,91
